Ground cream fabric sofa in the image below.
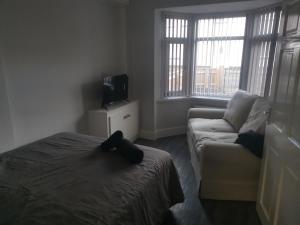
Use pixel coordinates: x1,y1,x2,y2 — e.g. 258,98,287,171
187,97,264,201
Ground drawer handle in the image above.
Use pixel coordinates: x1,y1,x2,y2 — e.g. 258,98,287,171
123,114,131,119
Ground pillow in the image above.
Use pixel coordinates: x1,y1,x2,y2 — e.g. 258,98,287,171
223,90,257,131
239,97,271,134
235,130,264,158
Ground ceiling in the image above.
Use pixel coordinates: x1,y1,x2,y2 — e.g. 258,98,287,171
100,0,129,5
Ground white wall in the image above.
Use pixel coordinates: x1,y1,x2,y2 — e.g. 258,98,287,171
0,0,127,149
0,61,14,153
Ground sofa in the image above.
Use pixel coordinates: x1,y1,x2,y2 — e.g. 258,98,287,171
187,91,270,201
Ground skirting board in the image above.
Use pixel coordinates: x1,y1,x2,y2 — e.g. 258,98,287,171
139,129,156,140
139,126,186,140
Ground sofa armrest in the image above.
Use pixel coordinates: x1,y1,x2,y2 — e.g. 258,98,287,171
187,108,226,119
200,141,260,180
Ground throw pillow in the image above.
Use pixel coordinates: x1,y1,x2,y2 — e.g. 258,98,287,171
239,97,271,134
235,130,264,158
223,90,257,131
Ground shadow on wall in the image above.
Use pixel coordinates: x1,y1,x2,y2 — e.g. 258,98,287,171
76,78,104,134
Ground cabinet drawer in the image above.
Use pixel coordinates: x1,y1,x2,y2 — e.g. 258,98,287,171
109,102,139,141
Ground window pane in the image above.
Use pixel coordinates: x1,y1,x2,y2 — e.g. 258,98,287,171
166,43,184,96
166,18,188,38
193,17,246,97
194,40,243,97
247,9,279,96
253,11,275,37
248,41,271,96
197,17,246,38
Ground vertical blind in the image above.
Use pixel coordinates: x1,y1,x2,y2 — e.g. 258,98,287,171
193,17,246,97
164,18,188,97
162,9,280,99
247,10,279,96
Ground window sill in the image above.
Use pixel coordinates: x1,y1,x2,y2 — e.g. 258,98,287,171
157,96,190,103
157,96,230,104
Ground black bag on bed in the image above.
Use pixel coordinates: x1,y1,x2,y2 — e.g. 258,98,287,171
99,131,144,164
100,130,123,151
116,138,144,164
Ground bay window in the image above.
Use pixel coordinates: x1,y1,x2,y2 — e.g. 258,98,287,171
161,8,281,99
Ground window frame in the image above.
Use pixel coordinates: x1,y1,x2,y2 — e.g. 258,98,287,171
161,13,191,97
159,7,281,100
245,7,282,97
192,15,246,97
161,12,248,99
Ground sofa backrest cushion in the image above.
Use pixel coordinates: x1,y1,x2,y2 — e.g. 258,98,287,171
239,97,271,134
223,90,257,131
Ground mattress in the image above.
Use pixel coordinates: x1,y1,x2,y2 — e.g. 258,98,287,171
0,132,183,225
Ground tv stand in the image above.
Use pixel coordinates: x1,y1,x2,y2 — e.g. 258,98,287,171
104,100,130,110
88,100,139,141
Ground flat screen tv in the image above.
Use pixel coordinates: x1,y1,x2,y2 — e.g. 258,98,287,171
102,74,128,107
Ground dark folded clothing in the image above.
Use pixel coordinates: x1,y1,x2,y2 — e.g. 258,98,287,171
117,139,144,164
99,130,144,164
235,130,264,158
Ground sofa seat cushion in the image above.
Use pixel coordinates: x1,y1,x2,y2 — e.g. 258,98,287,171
188,118,235,133
193,131,238,149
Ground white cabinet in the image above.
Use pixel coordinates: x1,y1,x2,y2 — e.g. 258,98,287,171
88,101,139,141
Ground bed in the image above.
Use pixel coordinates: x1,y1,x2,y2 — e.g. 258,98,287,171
0,132,183,225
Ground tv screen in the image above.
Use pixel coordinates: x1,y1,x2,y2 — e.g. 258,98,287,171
102,74,128,107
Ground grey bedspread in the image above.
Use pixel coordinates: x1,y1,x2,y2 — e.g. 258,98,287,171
0,133,183,225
